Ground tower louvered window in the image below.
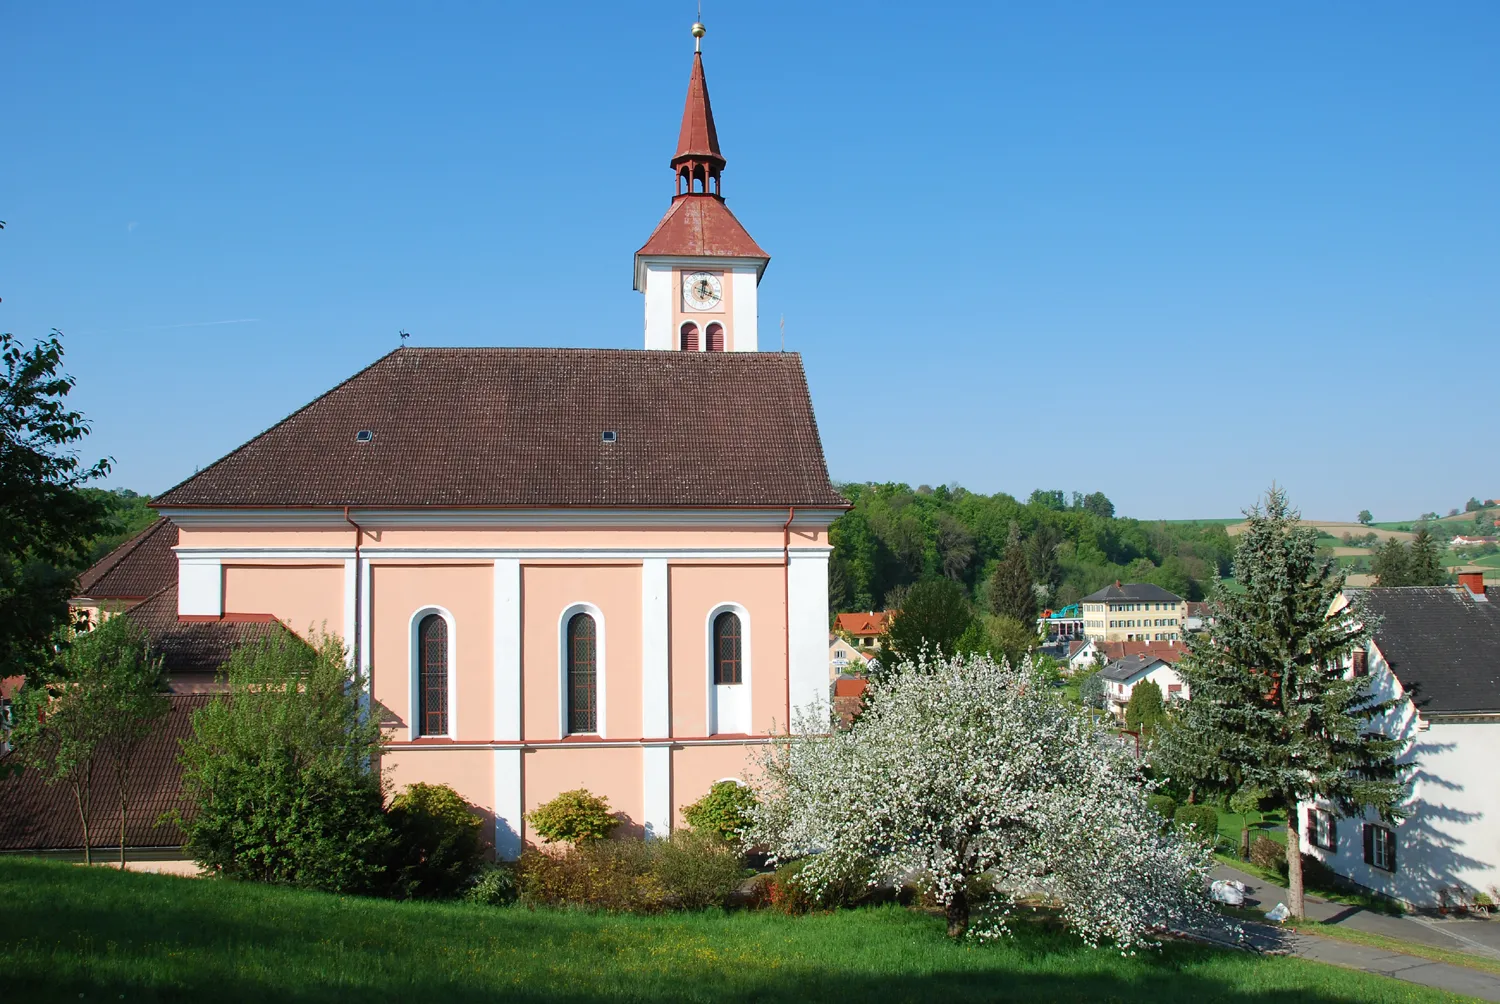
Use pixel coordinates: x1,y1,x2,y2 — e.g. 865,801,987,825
419,614,448,736
706,323,725,352
567,612,598,733
714,611,742,685
680,322,700,351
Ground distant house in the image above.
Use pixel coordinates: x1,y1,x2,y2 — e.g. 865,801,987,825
1451,536,1498,547
829,635,873,680
1068,638,1185,675
1184,601,1211,633
1036,603,1085,641
830,674,868,728
1301,573,1500,910
1079,582,1187,642
1100,654,1188,721
835,611,892,650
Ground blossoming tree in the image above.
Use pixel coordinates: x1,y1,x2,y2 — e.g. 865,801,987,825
750,652,1223,947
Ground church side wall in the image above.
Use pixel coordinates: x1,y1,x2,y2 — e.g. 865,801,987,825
222,563,344,641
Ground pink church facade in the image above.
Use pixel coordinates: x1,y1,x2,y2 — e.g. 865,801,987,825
148,38,845,856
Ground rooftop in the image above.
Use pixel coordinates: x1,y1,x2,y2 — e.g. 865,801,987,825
1351,586,1500,715
1081,582,1185,604
73,518,177,602
1101,653,1172,683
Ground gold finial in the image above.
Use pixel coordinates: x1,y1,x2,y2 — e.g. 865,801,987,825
692,20,705,53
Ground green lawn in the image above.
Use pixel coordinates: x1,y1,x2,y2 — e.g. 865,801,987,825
0,856,1468,1003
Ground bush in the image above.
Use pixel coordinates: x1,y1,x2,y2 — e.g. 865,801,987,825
1147,795,1179,822
1250,835,1284,871
1173,804,1219,841
518,840,665,913
766,858,872,914
526,789,618,846
387,783,486,899
681,781,757,846
464,863,518,906
653,830,746,910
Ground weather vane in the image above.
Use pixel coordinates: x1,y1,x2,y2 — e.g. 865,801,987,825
399,329,410,345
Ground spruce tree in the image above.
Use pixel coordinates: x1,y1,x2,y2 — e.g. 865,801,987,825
1155,486,1409,919
1405,526,1446,586
1370,537,1410,586
988,525,1037,623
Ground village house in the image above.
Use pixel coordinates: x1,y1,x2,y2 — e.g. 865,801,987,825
1067,637,1185,675
834,611,891,650
828,635,873,680
1300,573,1500,910
38,40,845,861
1079,582,1188,642
1100,653,1189,721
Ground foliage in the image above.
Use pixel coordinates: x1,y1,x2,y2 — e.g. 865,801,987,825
959,614,1039,667
517,839,665,913
986,525,1037,622
178,634,390,894
881,578,973,667
1124,680,1167,738
750,651,1223,947
1077,668,1106,711
526,788,619,845
1249,835,1284,871
1172,805,1219,842
680,780,757,846
463,862,518,906
386,782,486,899
8,613,167,866
651,830,747,910
1154,486,1410,919
4,856,1459,1004
1371,527,1448,586
1147,795,1178,822
1357,510,1372,525
79,487,159,564
0,330,112,681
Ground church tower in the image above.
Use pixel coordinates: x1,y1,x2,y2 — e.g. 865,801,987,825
635,22,769,352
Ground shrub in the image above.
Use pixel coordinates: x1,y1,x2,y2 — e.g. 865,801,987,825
653,830,746,910
517,840,665,913
1147,795,1178,822
681,781,757,846
1250,835,1283,871
464,863,518,906
526,789,618,845
766,858,872,914
387,782,485,899
768,860,817,914
1173,804,1219,841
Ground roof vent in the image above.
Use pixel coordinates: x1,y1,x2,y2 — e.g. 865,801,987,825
601,431,617,443
355,430,374,443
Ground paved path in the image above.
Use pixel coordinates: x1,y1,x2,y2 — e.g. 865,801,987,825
1211,863,1500,1001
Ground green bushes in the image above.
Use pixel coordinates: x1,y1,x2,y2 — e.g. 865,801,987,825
464,864,518,906
516,831,744,913
387,782,486,899
1172,804,1219,841
653,830,746,909
526,789,619,845
680,781,757,846
1250,835,1283,871
1147,795,1178,822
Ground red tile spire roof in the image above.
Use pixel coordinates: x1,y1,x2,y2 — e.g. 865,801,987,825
673,52,724,177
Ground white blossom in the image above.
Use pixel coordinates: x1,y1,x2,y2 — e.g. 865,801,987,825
749,651,1227,949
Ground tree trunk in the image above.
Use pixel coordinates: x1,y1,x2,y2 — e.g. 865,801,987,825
946,887,969,938
117,763,129,871
1285,813,1304,920
72,778,92,866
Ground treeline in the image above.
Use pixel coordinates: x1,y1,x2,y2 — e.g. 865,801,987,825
828,483,1236,612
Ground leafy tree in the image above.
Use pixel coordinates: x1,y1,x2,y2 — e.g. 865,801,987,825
681,779,758,846
987,526,1037,623
1083,492,1115,519
882,578,973,667
1025,521,1064,598
179,633,390,892
0,331,112,681
1466,497,1483,513
1357,510,1373,526
751,652,1222,945
99,619,169,869
970,614,1039,667
1155,486,1409,919
1124,679,1166,739
386,782,486,899
527,788,619,845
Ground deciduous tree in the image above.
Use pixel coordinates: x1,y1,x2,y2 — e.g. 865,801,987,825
1124,679,1167,739
1357,510,1372,526
882,578,973,667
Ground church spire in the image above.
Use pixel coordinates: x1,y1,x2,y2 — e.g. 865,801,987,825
672,22,725,197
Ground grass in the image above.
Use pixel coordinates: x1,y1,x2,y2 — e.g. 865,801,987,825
1287,919,1500,979
0,856,1472,1004
1213,852,1404,917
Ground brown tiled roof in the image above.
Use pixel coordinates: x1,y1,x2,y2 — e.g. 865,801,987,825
835,611,892,636
74,518,177,601
0,694,209,851
153,348,842,509
1086,640,1186,664
637,195,769,260
126,585,303,682
673,52,723,166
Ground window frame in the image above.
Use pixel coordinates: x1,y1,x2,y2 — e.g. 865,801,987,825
713,610,744,685
408,606,458,740
557,603,607,738
704,602,752,735
1366,823,1396,872
1308,806,1336,851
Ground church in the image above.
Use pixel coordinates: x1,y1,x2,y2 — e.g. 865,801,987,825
139,25,845,857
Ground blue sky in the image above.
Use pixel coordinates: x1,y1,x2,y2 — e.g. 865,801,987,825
3,2,1495,521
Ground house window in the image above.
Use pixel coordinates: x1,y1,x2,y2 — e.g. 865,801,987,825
714,611,743,684
680,322,700,351
418,613,448,737
567,612,598,734
1364,824,1396,872
706,322,725,352
1352,649,1368,677
1308,807,1336,851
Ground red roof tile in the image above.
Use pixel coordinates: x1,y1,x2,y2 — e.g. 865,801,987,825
125,585,304,681
673,52,723,168
835,611,892,637
1086,640,1185,664
74,518,177,602
152,348,841,510
636,195,769,261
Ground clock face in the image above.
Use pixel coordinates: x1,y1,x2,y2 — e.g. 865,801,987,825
682,271,724,312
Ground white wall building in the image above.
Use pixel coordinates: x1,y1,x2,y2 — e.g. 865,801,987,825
1100,654,1188,721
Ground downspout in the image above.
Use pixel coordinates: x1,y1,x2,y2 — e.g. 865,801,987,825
783,506,795,729
344,507,364,681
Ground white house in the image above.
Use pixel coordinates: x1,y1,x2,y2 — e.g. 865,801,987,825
1300,574,1500,910
829,635,872,680
1100,653,1188,721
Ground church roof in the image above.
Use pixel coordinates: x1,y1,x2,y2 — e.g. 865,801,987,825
636,194,769,261
74,517,178,602
153,347,845,510
673,52,723,169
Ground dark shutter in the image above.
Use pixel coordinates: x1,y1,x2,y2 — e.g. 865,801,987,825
1363,824,1375,865
567,613,598,733
1353,649,1368,677
419,614,448,736
680,323,699,351
706,323,724,352
1328,814,1337,849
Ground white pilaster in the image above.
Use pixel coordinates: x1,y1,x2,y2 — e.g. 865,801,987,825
493,748,523,860
643,263,674,349
358,558,372,677
641,559,670,738
177,557,223,617
642,744,672,839
493,559,522,741
731,267,758,350
787,549,831,732
342,557,357,663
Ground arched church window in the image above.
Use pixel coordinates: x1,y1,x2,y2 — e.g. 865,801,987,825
706,323,724,352
567,612,598,734
418,613,448,736
680,322,700,351
713,611,742,685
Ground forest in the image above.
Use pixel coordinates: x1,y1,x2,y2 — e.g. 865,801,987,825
827,483,1237,614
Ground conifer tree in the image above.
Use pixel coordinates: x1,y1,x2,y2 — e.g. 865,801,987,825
1155,486,1409,919
1405,526,1446,586
988,525,1037,623
1370,537,1410,586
